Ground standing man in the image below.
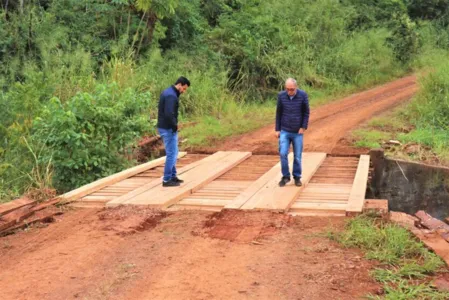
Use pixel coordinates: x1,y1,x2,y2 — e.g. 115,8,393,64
157,76,190,187
275,78,310,187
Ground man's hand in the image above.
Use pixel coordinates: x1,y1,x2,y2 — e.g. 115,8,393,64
275,131,280,138
299,128,305,134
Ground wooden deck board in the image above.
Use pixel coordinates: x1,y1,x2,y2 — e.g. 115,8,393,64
109,151,251,208
106,152,231,207
231,153,326,212
61,152,186,203
346,155,370,215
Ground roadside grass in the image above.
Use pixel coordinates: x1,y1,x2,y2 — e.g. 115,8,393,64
350,59,449,166
179,102,273,147
350,105,449,165
329,216,449,299
352,129,393,149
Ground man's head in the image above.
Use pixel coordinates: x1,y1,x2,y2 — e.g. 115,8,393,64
174,76,191,94
285,78,297,97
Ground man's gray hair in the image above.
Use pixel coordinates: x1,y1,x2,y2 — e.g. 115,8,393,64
285,78,297,86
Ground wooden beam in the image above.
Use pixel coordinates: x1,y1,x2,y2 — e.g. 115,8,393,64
0,197,36,216
415,210,449,242
249,152,327,212
346,155,370,216
60,152,187,203
123,152,251,208
363,199,389,217
224,155,289,210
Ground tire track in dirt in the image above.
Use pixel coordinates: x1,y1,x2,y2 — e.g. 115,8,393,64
193,75,417,155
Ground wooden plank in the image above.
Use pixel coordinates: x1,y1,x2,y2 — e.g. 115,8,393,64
307,183,353,187
192,192,239,196
298,197,349,201
363,199,389,217
415,210,449,242
206,180,250,187
0,197,36,216
295,199,348,204
168,205,222,212
60,152,187,202
187,195,236,200
290,201,347,210
299,194,350,199
248,153,326,212
178,199,231,206
289,211,346,217
1,210,63,235
346,155,370,216
123,152,251,208
301,187,351,196
106,151,230,207
81,196,115,202
224,154,292,210
106,151,245,207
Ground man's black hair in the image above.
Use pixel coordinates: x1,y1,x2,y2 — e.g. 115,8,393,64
175,76,191,86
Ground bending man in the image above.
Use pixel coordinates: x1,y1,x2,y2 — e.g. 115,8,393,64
157,76,190,187
275,78,310,187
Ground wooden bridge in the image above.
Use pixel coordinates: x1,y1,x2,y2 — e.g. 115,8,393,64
63,151,371,216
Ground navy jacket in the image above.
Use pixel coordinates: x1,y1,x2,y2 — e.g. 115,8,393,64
275,89,310,133
157,86,180,131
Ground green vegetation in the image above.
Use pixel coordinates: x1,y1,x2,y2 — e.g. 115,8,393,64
330,216,449,299
353,129,393,149
351,59,449,163
1,0,449,201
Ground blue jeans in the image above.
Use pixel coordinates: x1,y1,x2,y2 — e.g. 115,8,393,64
279,130,303,178
158,128,179,182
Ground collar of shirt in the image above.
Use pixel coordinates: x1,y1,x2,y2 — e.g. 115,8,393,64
171,85,180,97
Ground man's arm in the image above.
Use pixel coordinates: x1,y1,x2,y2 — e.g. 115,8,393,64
275,95,282,132
301,92,310,130
163,95,178,132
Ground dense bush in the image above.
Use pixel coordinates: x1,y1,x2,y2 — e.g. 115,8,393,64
33,84,153,192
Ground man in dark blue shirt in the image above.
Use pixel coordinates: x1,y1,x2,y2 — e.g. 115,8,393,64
275,78,310,187
157,76,190,187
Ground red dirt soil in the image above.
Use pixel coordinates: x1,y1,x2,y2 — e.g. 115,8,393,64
0,76,421,300
192,75,417,155
0,208,380,300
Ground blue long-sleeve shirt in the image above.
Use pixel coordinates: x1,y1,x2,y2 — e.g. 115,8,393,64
157,86,180,131
275,89,310,133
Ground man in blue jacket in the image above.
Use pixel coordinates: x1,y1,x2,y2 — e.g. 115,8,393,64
275,78,310,187
157,76,190,187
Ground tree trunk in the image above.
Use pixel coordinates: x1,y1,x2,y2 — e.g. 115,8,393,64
5,0,9,16
146,12,158,44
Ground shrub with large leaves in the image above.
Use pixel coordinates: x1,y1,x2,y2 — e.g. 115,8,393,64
33,83,153,192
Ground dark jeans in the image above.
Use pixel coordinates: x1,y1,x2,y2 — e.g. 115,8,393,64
158,128,178,182
279,130,303,178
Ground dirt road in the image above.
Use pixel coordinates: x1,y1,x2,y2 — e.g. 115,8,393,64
0,208,379,300
198,75,417,155
0,76,419,300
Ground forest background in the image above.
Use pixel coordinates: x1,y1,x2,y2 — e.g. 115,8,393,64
0,0,448,202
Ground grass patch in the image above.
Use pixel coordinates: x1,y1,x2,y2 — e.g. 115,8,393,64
329,216,449,299
180,101,273,147
367,111,409,132
352,129,393,149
